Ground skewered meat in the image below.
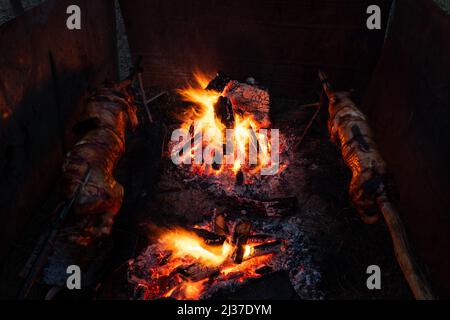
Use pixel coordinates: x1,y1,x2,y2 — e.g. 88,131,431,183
327,90,387,224
321,71,434,299
62,79,138,244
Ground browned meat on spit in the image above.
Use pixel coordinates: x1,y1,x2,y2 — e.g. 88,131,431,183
62,80,138,245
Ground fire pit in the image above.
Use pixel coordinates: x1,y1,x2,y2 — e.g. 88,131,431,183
169,72,288,187
125,72,322,300
128,212,321,300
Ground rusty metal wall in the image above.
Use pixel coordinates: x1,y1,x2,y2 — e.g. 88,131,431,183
363,0,450,297
0,0,117,261
120,0,391,97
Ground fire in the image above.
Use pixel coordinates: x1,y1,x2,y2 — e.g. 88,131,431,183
174,72,280,179
160,229,227,266
182,279,208,300
160,229,257,267
147,228,274,300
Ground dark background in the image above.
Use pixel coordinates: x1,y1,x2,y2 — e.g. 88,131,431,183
120,0,391,97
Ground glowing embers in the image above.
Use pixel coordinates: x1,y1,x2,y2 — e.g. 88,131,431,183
128,212,283,300
170,72,286,182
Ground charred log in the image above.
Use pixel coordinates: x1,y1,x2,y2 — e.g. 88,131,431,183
231,219,251,264
214,96,235,129
236,170,245,186
177,263,220,282
190,228,226,246
213,209,229,237
223,80,270,127
245,240,283,260
246,234,277,244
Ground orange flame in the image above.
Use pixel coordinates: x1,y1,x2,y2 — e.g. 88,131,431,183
160,229,227,267
150,228,273,300
159,229,255,267
175,72,277,178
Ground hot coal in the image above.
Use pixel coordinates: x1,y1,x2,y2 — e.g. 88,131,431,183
177,263,220,282
127,212,322,300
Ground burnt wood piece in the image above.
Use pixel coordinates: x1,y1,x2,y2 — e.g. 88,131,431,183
216,271,299,300
206,71,231,92
190,228,226,246
255,266,273,275
246,234,277,244
133,284,150,300
177,263,220,282
262,197,297,217
158,252,172,266
231,220,252,264
213,210,229,237
214,96,235,128
223,80,271,127
245,240,283,260
145,271,181,300
236,170,245,186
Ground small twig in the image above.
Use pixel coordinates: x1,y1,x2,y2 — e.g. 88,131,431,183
294,103,321,150
318,70,333,99
137,72,153,123
147,91,167,104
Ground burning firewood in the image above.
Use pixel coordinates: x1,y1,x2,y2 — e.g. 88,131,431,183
231,219,252,264
128,210,288,300
133,284,150,300
190,228,226,246
246,234,278,244
175,71,280,182
244,240,283,261
213,96,235,129
177,263,220,282
212,209,229,236
223,80,271,128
